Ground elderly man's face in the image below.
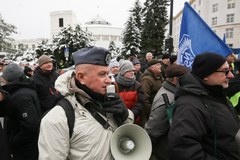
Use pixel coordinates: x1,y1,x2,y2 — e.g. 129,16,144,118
76,65,111,95
40,61,53,72
149,63,162,75
146,53,153,61
203,62,234,88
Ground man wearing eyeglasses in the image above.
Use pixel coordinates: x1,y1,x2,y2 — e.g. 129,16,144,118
168,52,240,160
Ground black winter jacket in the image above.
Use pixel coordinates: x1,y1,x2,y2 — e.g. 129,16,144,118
0,124,12,160
32,67,61,113
169,73,240,160
3,77,41,160
0,89,12,160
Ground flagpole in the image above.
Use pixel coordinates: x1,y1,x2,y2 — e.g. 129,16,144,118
169,0,173,36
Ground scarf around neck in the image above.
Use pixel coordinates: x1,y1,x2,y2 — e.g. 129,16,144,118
116,74,136,87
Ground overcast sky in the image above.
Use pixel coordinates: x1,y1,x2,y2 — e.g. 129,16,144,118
0,0,187,39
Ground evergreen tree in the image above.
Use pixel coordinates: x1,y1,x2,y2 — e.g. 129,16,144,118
131,0,143,31
122,0,142,57
35,39,53,58
52,24,94,68
108,41,120,58
108,41,116,53
0,14,17,52
141,0,169,57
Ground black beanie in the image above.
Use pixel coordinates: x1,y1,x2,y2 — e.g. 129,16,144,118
192,52,226,79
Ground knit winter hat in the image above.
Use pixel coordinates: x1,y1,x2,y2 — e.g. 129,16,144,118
192,52,227,79
165,64,189,78
2,63,24,82
119,60,135,75
147,59,160,68
132,58,141,66
38,54,53,66
108,59,119,69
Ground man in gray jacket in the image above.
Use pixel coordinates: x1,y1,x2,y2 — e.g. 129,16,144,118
145,64,188,160
38,46,134,160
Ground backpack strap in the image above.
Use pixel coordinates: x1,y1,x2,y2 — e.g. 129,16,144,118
57,98,75,138
162,93,176,125
84,104,110,129
75,95,110,129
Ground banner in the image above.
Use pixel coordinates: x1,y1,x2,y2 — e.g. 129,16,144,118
177,2,232,68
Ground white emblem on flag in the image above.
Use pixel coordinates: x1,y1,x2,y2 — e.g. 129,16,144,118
178,34,195,68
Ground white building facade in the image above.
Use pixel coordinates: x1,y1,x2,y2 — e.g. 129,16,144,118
50,10,78,37
8,10,123,55
49,11,123,48
172,0,240,52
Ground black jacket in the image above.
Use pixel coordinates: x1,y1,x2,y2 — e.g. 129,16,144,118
32,67,61,113
4,77,41,160
0,89,12,160
0,124,12,160
169,73,240,160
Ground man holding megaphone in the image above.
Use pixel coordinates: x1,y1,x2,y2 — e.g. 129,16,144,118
38,46,135,160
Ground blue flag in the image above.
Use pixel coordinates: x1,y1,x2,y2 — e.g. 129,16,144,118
177,2,232,68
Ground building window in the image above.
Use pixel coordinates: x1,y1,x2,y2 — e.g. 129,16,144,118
228,0,235,9
226,14,234,23
212,17,217,26
110,36,117,41
102,35,109,41
212,4,218,12
94,35,100,40
59,18,64,27
228,44,233,48
226,28,234,38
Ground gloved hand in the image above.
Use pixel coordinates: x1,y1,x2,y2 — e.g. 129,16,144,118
102,93,129,126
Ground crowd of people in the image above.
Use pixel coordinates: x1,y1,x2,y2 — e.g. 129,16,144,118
0,46,240,160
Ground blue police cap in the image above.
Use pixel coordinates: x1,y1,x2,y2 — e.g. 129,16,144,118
73,46,112,66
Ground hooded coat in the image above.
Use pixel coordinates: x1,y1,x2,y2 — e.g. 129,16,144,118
168,73,240,160
38,70,134,160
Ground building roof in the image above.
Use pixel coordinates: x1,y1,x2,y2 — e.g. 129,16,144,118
85,15,111,26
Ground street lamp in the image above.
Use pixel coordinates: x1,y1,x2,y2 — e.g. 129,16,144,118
64,45,69,67
169,0,173,36
165,0,174,54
